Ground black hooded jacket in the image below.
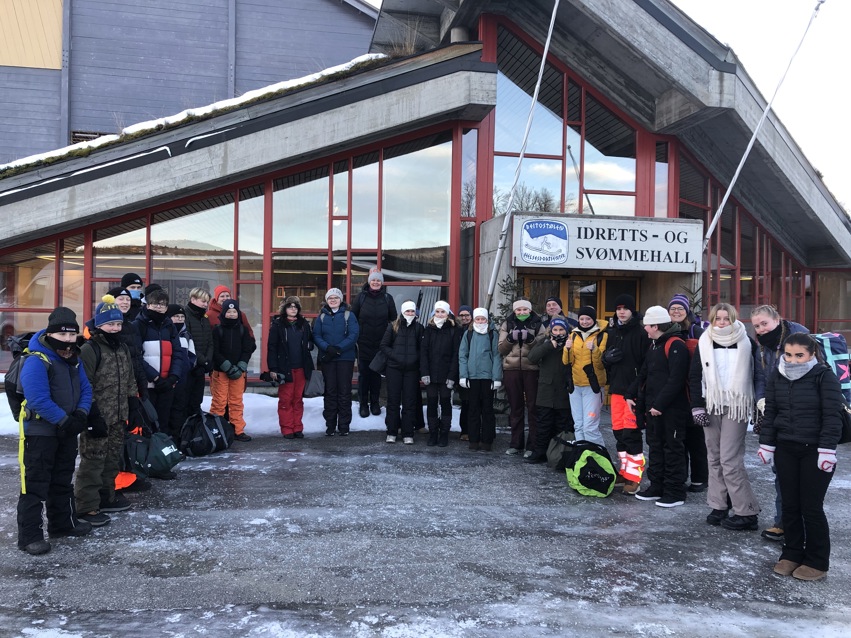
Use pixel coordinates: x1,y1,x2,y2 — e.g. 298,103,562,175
351,283,397,362
604,313,650,395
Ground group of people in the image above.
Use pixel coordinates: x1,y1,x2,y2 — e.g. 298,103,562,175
15,273,256,556
13,269,844,583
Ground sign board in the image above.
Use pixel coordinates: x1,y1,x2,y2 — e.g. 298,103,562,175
511,214,702,273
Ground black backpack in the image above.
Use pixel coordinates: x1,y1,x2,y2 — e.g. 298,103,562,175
124,432,183,478
179,412,234,457
4,332,40,419
563,440,617,498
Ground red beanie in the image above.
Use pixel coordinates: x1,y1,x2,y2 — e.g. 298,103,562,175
213,285,231,301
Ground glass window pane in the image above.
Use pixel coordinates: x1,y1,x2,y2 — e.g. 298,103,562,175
272,166,329,249
384,284,448,325
583,93,636,192
347,255,379,303
236,283,263,375
238,185,264,281
333,221,348,252
461,129,477,218
383,134,452,281
720,272,734,304
678,153,708,206
493,155,561,216
720,204,736,268
679,201,707,226
583,194,635,217
333,159,349,218
495,27,563,155
60,235,85,320
0,242,56,310
1,311,51,367
351,152,379,249
564,126,580,213
654,142,669,217
93,219,147,280
460,226,475,307
150,195,236,303
817,272,851,321
272,254,329,316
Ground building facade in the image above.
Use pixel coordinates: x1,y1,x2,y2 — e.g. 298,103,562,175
1,0,850,375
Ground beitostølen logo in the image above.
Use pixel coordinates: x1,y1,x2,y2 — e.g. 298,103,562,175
520,219,568,265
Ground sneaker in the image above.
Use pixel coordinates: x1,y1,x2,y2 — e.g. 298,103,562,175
120,477,152,492
522,450,533,459
293,432,305,439
403,437,414,445
234,433,252,442
283,434,295,440
386,435,397,443
505,448,520,456
100,493,132,513
761,527,785,542
720,514,759,531
339,430,349,437
634,488,662,501
326,429,336,437
655,496,685,508
623,481,640,495
687,482,708,493
20,540,51,556
773,559,801,576
792,565,827,581
370,404,381,416
359,404,370,418
706,508,729,526
79,511,111,527
49,520,93,538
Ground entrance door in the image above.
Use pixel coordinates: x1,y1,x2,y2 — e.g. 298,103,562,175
524,275,638,324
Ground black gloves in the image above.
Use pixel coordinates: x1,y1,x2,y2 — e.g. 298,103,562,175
583,364,601,394
321,346,342,363
154,376,172,391
59,409,88,437
86,411,109,438
204,360,214,374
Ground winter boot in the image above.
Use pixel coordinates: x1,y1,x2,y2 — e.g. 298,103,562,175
359,402,370,419
438,428,450,447
428,427,440,447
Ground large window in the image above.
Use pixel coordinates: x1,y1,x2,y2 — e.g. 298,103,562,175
272,167,329,249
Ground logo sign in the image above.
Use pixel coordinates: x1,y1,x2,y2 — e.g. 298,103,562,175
512,214,702,273
519,219,568,265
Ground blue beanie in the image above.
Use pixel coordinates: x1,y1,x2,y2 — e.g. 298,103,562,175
459,305,473,315
549,317,568,332
94,294,124,327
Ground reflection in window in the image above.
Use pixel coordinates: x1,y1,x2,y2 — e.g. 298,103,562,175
239,185,264,281
461,129,477,218
60,235,85,319
654,143,669,217
495,27,563,155
493,155,560,216
236,283,262,374
351,153,378,249
582,194,635,217
333,221,348,252
583,94,636,192
384,284,444,325
93,219,147,280
0,242,56,310
150,194,235,303
272,254,329,316
347,255,379,304
272,166,329,249
460,226,475,306
333,160,349,218
0,312,51,366
383,134,452,268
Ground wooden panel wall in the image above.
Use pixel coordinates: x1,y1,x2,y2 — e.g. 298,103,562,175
0,66,61,163
0,0,63,69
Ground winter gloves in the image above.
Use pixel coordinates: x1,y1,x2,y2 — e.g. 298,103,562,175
757,444,775,465
491,380,502,391
59,409,89,437
421,376,431,386
817,448,836,473
691,408,710,428
445,379,454,390
583,364,601,394
218,359,245,379
459,378,469,389
507,328,535,344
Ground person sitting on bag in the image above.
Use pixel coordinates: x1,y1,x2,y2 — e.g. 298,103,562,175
76,295,137,528
267,296,314,439
211,299,256,442
17,307,94,556
562,306,608,447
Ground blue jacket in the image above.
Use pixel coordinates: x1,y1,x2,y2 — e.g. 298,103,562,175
133,309,186,385
312,304,359,362
754,320,809,400
19,330,92,436
458,326,502,381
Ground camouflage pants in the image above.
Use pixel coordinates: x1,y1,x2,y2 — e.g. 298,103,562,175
75,420,125,514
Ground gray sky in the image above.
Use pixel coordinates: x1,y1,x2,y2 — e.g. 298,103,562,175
365,0,849,210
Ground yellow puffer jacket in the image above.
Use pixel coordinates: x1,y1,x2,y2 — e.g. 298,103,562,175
562,326,608,387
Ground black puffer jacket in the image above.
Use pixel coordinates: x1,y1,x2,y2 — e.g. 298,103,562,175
604,314,650,395
352,285,397,362
527,334,570,409
212,321,256,371
420,319,459,383
632,330,690,413
380,320,423,373
267,315,314,382
185,301,213,371
760,364,844,448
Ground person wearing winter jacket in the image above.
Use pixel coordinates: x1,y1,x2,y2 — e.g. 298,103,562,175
688,303,764,531
208,285,255,337
562,305,608,448
458,308,502,451
120,272,145,322
108,286,149,400
76,296,137,528
133,289,186,434
17,307,94,555
757,332,843,581
454,305,473,441
603,294,649,493
184,287,214,417
267,296,315,438
498,298,545,456
380,300,423,445
420,300,459,447
668,294,708,495
164,304,194,439
525,317,573,463
351,270,397,417
626,306,690,508
211,299,256,442
750,304,809,543
313,288,360,436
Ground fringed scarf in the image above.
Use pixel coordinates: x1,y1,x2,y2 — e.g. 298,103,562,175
697,320,754,422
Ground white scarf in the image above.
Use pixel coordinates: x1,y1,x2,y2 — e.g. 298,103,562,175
473,323,489,335
433,317,446,328
697,320,754,421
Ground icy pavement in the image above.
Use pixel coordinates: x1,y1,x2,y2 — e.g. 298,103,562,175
1,404,850,637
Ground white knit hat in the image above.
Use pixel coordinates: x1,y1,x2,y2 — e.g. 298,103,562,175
473,307,488,320
642,305,671,326
512,299,532,312
434,300,451,314
401,300,417,313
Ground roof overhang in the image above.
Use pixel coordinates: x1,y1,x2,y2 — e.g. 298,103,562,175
0,44,496,250
371,0,851,268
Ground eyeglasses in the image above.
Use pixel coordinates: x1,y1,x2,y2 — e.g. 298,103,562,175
458,313,471,318
286,304,299,308
147,303,167,310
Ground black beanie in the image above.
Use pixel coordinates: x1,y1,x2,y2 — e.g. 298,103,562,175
166,304,185,319
108,286,131,299
46,307,79,334
144,283,163,296
121,272,143,289
613,294,636,314
577,305,597,323
545,296,563,310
